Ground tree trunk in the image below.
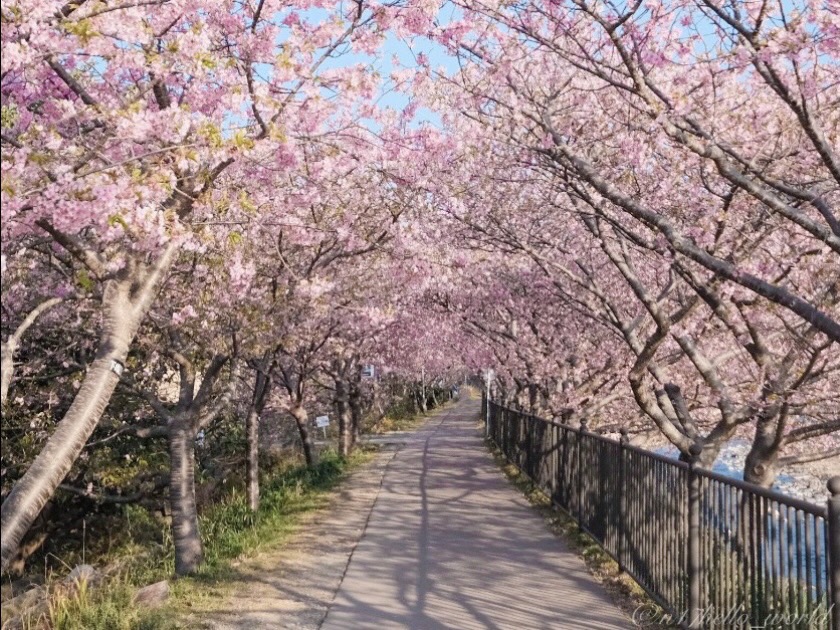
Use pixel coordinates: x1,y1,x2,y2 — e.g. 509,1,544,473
169,422,203,576
528,383,538,414
0,327,133,575
743,415,781,487
289,404,316,467
334,378,351,457
677,441,723,470
349,381,363,451
0,246,176,573
245,406,261,512
245,369,271,512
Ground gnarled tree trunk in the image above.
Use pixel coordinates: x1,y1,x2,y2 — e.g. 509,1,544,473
289,404,316,467
168,422,203,576
0,245,176,572
244,407,261,511
527,383,538,415
245,366,272,511
349,380,363,451
417,385,428,413
334,377,352,457
743,412,782,488
148,350,234,576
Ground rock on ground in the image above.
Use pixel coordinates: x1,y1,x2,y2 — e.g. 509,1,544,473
134,580,170,608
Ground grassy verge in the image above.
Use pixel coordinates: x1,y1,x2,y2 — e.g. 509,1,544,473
15,448,375,630
368,397,455,433
486,442,676,630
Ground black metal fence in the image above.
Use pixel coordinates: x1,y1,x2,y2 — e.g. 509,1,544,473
484,398,840,630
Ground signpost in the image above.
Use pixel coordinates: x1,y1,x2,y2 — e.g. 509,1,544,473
315,415,330,439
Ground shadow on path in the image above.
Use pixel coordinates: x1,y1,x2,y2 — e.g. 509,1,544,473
322,398,631,630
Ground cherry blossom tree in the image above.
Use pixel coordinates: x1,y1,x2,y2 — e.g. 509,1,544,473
0,0,437,572
441,0,838,340
3,0,837,580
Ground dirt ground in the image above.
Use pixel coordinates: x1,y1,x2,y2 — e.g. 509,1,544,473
184,442,403,629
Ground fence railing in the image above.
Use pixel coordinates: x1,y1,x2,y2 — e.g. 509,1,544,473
484,398,840,630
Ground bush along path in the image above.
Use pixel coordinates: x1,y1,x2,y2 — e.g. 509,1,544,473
1,450,373,630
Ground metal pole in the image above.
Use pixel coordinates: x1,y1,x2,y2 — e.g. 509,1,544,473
618,427,629,574
687,443,703,630
828,476,840,630
578,418,588,530
485,372,491,439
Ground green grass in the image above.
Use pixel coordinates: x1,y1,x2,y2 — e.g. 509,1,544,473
17,448,373,630
368,401,425,433
44,579,175,630
369,395,456,433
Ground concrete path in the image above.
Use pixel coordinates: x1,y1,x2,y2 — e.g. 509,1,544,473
192,448,399,630
322,398,630,630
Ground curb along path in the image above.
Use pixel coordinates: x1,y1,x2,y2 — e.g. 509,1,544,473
322,397,630,630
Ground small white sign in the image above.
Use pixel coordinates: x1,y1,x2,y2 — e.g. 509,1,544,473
361,365,375,379
315,415,330,428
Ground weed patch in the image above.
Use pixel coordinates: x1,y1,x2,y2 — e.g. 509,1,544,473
7,449,372,630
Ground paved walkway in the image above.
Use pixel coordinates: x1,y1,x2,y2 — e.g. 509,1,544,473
193,448,399,630
322,398,630,630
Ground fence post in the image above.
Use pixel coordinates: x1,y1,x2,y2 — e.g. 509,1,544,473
484,375,491,440
828,476,840,630
687,443,703,630
618,428,629,574
578,418,588,530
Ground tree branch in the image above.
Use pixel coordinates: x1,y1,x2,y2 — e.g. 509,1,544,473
35,219,107,278
778,447,840,467
2,297,65,405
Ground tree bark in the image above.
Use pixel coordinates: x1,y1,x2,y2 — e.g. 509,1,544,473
245,368,271,511
127,348,233,576
349,381,363,451
289,404,316,467
744,445,779,488
0,245,176,572
245,406,261,511
743,411,782,487
334,378,351,457
528,383,538,415
168,422,203,576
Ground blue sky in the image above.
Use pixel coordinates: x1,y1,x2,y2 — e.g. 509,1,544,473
263,3,464,130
